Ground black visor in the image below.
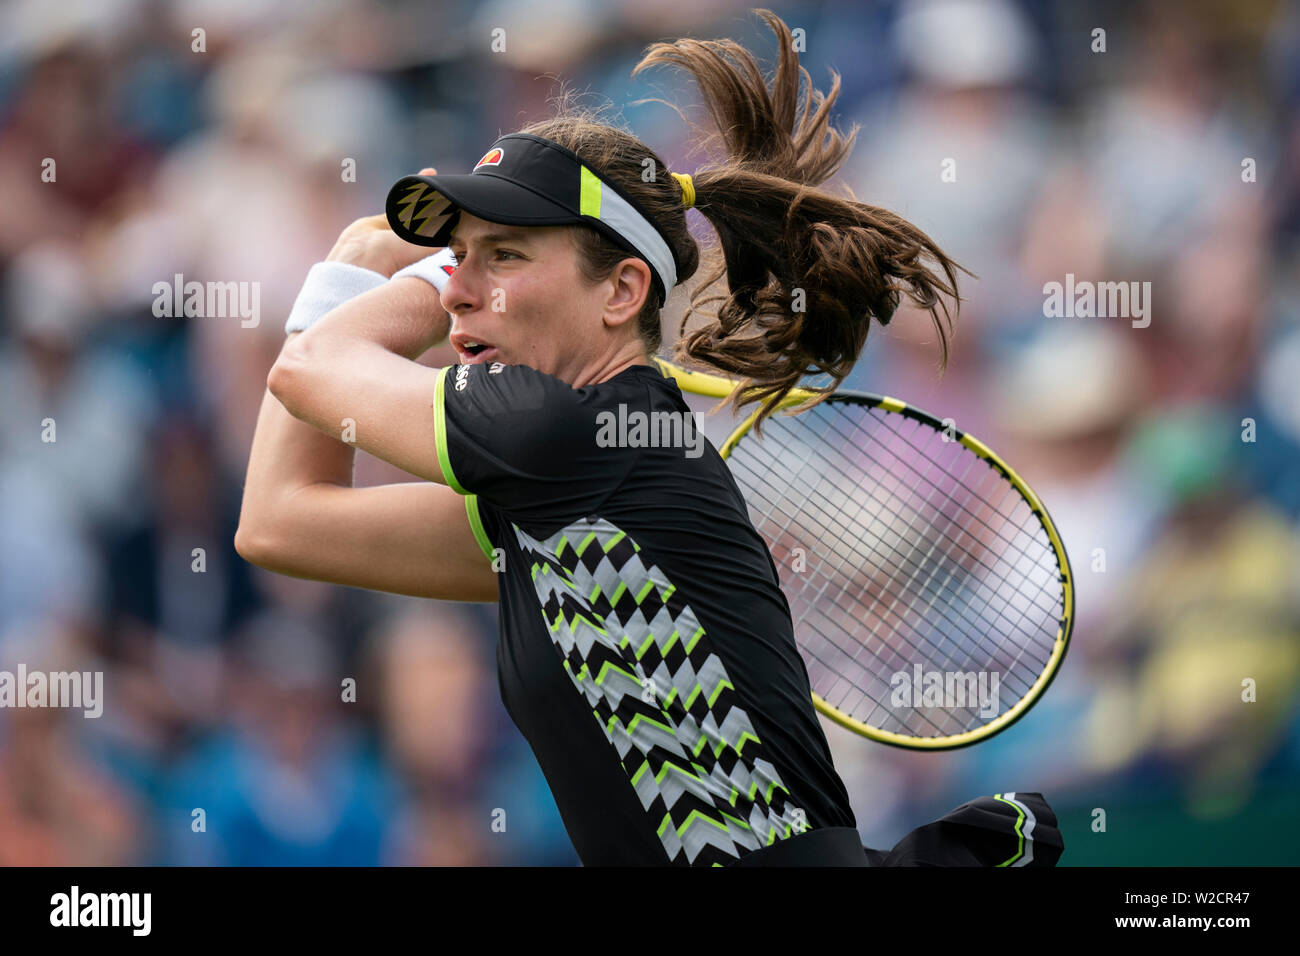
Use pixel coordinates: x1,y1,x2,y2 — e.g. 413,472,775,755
385,133,679,305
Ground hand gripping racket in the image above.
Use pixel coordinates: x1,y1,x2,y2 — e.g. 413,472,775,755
655,358,1074,749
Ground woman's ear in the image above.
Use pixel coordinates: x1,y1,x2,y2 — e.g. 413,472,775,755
602,257,654,329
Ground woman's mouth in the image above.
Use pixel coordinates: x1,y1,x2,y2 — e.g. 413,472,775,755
458,343,500,365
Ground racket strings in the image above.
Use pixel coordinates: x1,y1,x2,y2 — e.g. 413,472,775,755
857,414,1060,678
844,420,1054,730
752,417,1053,677
756,472,1047,737
822,409,1062,619
766,409,1057,660
728,399,1066,739
747,428,998,695
743,429,1036,736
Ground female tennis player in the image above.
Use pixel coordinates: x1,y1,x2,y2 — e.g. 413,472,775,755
237,9,1062,866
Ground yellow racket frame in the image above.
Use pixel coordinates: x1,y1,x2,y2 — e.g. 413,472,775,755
654,358,1074,749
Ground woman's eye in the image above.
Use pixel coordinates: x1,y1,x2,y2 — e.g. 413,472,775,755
448,249,520,262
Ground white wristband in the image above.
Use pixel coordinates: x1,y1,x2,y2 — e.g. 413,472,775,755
390,247,458,292
284,261,388,335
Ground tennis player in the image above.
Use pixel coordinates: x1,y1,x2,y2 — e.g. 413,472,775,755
237,10,1062,866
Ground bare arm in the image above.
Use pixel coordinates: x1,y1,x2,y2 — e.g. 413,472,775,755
236,213,498,602
236,387,497,603
265,277,452,484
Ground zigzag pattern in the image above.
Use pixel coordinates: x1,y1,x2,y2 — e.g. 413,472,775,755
394,182,453,239
516,516,809,866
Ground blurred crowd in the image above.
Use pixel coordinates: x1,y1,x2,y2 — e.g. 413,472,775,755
0,0,1297,865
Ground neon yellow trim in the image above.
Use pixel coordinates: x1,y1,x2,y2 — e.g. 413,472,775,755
464,495,494,562
657,759,703,785
579,167,602,218
575,530,597,556
594,659,639,686
432,367,468,495
706,678,735,707
625,712,674,736
653,357,816,407
675,809,731,838
993,794,1027,866
685,626,705,653
720,406,763,458
655,358,827,456
719,811,751,831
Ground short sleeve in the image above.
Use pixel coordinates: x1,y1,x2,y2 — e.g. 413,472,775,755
433,362,635,525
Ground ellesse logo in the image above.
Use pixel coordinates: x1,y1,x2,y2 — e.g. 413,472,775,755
473,148,504,171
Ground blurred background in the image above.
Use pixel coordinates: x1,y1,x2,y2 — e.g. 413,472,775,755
0,0,1297,865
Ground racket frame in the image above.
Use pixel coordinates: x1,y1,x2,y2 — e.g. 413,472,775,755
654,358,1075,749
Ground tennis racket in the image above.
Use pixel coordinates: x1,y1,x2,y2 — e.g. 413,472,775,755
655,358,1074,749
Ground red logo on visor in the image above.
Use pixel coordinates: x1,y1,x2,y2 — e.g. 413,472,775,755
473,148,504,171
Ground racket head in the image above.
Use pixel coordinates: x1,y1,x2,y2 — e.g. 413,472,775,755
655,359,1074,749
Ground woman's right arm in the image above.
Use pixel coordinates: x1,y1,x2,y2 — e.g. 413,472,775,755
237,206,498,602
235,211,499,603
235,378,498,602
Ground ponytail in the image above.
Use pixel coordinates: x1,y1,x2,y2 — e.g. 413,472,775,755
522,8,970,427
636,8,969,425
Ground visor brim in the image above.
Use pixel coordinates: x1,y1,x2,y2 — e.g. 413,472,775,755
385,173,578,247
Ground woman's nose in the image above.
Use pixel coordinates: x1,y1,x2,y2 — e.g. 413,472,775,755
440,255,474,310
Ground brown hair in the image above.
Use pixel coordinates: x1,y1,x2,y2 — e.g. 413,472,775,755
520,8,969,426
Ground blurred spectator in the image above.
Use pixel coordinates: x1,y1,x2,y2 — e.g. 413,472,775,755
368,604,495,865
0,37,156,266
160,607,397,865
0,242,158,534
1080,406,1300,818
988,323,1164,639
0,620,141,865
103,412,261,713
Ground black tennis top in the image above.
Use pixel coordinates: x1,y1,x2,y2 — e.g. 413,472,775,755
431,359,858,866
